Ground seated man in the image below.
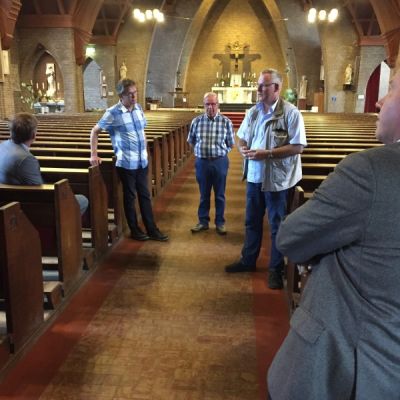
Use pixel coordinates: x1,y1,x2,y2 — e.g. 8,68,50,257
0,112,88,215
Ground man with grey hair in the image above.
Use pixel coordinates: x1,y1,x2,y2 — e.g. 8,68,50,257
225,69,307,289
90,78,168,242
268,67,400,400
187,92,235,235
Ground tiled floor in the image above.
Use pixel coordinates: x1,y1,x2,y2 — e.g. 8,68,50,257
0,151,289,400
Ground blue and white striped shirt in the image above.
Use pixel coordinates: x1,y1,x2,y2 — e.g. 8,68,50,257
187,113,235,158
98,102,148,170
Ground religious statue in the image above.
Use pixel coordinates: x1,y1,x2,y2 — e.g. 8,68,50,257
299,75,308,99
344,63,353,85
119,61,128,80
45,63,56,98
176,70,181,89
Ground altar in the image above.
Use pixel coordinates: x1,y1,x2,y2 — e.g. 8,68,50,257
211,86,257,104
33,101,64,114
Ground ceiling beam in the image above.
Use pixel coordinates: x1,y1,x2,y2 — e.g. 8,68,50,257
111,0,131,37
17,15,74,28
0,0,22,49
32,0,42,15
67,0,79,14
56,0,66,15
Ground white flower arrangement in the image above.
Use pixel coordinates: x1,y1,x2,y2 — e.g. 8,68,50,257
20,81,46,108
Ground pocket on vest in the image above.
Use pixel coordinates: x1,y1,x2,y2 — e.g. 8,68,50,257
290,307,325,344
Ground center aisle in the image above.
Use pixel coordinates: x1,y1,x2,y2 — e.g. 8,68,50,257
0,150,289,400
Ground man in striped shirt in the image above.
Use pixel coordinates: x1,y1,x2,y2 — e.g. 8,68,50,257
90,79,168,242
187,92,235,235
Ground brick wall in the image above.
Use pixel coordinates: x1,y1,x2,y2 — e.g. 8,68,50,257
319,12,359,113
83,60,108,111
16,27,83,113
0,0,390,118
116,19,155,106
355,46,386,113
186,0,285,107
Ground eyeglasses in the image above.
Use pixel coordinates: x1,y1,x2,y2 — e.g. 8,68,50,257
258,83,276,90
122,91,137,98
204,103,218,107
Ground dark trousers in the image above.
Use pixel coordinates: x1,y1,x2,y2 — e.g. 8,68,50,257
241,182,288,272
116,166,157,234
195,155,229,226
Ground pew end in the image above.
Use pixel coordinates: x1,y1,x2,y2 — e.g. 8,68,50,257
0,202,44,355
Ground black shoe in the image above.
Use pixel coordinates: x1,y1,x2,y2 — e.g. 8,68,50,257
131,230,150,241
148,228,169,242
268,270,283,289
225,261,256,273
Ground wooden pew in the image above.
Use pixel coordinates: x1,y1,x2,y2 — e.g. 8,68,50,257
285,186,305,313
29,142,157,199
0,202,44,355
36,156,124,242
285,187,313,314
40,166,109,263
0,180,83,293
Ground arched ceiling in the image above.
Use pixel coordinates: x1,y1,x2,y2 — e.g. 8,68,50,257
1,0,400,65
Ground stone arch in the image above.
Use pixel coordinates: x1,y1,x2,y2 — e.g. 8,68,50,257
83,58,107,111
20,43,64,104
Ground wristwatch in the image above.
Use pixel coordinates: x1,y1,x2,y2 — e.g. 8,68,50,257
268,149,273,158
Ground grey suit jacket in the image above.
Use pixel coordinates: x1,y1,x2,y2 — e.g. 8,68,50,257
0,139,43,185
268,143,400,400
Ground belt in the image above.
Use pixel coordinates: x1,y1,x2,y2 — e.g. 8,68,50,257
200,156,224,160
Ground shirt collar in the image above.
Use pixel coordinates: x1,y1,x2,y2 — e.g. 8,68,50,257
256,99,279,115
205,111,220,121
119,101,139,113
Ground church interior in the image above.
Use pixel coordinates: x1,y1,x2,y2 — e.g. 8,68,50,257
0,0,400,399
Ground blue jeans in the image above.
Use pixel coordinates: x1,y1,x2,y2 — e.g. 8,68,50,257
241,182,288,272
116,166,157,234
195,156,229,226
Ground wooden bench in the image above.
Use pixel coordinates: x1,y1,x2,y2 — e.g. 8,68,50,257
0,180,83,293
285,186,306,313
40,165,109,263
0,202,44,355
36,156,124,242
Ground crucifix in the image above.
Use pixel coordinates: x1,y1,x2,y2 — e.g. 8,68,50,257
213,41,261,78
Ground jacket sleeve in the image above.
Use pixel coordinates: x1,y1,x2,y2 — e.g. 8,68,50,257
276,151,373,263
18,156,44,185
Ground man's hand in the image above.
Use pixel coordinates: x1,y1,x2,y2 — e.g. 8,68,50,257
239,145,249,157
90,155,102,166
242,148,268,160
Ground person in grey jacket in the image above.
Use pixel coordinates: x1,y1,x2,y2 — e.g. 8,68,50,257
0,112,88,214
225,68,307,289
268,69,400,399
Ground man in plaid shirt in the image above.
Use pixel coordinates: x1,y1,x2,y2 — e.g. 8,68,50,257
90,78,168,242
187,92,235,235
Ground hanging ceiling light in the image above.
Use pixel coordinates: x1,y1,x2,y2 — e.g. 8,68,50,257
133,8,164,23
308,7,338,23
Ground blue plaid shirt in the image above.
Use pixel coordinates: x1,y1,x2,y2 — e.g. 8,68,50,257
98,102,148,170
187,113,235,158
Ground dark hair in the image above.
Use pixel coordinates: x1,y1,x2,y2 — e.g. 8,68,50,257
9,112,38,144
116,79,136,96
